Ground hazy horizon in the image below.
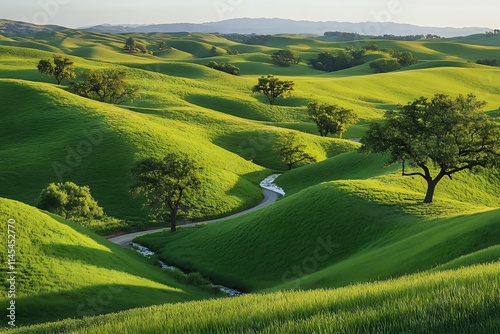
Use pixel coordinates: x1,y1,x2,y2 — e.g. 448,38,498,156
2,0,498,30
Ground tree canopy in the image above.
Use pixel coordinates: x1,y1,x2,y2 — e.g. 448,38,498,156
370,58,402,73
476,59,499,67
395,51,419,67
37,182,104,221
37,55,76,85
130,153,202,232
68,69,139,104
274,133,316,170
123,37,149,54
271,49,301,67
308,102,359,138
308,48,365,72
369,49,418,73
124,37,136,52
206,61,240,76
252,75,295,105
209,46,218,56
361,93,500,203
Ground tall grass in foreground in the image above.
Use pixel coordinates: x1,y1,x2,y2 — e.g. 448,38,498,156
13,263,500,333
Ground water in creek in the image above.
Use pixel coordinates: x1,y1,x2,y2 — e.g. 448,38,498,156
130,242,243,297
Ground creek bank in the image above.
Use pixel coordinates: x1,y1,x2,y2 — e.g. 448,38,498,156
130,242,243,297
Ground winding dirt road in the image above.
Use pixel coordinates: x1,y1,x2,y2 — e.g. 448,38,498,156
108,187,281,247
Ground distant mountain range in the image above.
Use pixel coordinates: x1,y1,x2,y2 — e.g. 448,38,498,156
0,19,66,35
82,18,492,37
0,18,493,38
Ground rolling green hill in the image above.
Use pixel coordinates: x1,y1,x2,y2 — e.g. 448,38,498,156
1,31,500,224
0,197,212,327
12,262,500,333
0,78,269,220
0,41,360,222
1,27,500,332
136,152,500,291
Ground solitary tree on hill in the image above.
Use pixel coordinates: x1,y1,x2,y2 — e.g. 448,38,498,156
308,102,358,138
275,133,316,170
361,93,500,203
130,153,202,232
271,49,301,67
37,55,76,85
37,182,104,221
370,58,402,73
209,46,218,56
68,69,139,104
252,75,295,105
123,37,137,52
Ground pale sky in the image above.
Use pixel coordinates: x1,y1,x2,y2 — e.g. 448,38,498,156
2,0,498,29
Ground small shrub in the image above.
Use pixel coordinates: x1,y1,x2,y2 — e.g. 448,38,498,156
476,59,499,67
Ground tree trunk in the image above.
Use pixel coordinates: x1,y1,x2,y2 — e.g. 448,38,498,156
423,179,437,203
169,208,178,232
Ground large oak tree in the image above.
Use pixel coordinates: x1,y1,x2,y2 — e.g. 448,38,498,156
130,154,202,232
274,133,316,170
69,69,139,104
308,102,358,138
37,55,76,85
253,75,294,105
361,93,500,203
271,49,301,67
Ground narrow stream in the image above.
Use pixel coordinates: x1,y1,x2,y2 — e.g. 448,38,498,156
126,175,285,298
260,174,286,195
130,242,243,297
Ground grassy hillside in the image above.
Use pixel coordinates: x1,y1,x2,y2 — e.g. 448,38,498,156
2,31,500,223
2,27,500,333
0,197,212,327
0,43,360,222
137,151,500,292
0,78,266,220
12,262,500,333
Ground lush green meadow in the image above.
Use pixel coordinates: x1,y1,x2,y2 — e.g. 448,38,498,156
0,197,212,326
11,263,500,333
1,31,500,224
1,25,500,332
137,151,500,291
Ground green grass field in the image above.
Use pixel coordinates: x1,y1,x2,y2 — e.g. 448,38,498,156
1,26,500,332
137,151,500,292
11,262,500,333
0,197,212,326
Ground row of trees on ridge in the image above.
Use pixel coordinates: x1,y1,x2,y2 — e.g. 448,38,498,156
37,55,139,104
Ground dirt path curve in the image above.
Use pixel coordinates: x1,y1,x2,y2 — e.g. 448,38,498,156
108,182,282,247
